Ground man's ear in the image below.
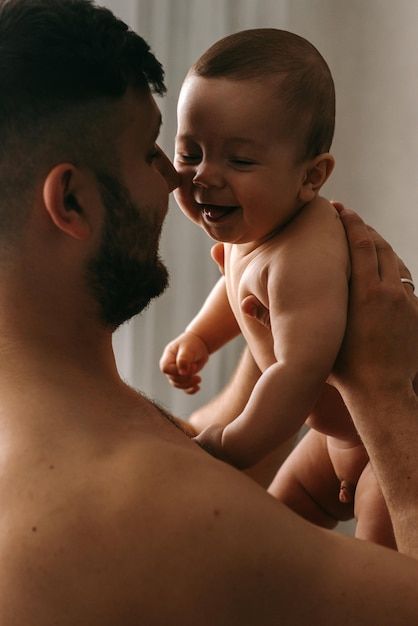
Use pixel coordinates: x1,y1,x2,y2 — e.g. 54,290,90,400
42,163,95,240
298,153,335,203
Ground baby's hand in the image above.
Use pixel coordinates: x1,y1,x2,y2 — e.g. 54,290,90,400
194,424,245,468
159,332,209,394
194,424,226,460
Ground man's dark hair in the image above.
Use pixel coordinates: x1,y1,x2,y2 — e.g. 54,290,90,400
191,28,335,162
0,0,165,240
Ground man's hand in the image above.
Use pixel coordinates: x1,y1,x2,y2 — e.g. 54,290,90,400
329,203,418,396
210,242,225,274
159,332,209,394
241,294,270,328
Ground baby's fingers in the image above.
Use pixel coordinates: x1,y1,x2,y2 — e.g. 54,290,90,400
176,345,197,376
159,345,178,374
162,362,182,376
168,373,201,394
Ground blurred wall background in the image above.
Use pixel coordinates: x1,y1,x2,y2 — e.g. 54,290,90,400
104,0,418,421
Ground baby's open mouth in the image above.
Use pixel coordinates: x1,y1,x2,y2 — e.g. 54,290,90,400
200,204,239,222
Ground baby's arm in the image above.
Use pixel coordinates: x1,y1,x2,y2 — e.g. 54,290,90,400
160,275,241,393
196,201,349,466
189,346,297,486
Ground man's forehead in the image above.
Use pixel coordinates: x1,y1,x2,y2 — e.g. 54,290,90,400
117,88,162,136
152,108,163,138
140,92,162,139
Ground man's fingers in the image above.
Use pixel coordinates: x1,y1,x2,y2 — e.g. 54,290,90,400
330,200,344,213
338,207,379,287
367,226,401,284
210,242,225,274
368,226,415,294
394,255,415,294
339,206,416,303
241,295,271,329
398,260,413,281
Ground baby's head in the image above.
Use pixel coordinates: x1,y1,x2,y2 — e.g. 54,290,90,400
175,29,336,245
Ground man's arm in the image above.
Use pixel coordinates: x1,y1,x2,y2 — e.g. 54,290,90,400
330,205,418,556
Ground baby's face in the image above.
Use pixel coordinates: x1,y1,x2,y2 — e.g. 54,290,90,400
174,75,308,246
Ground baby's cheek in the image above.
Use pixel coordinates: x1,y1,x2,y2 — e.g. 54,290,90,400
174,189,202,225
173,184,191,211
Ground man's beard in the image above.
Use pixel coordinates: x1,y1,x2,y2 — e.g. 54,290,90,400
86,172,169,330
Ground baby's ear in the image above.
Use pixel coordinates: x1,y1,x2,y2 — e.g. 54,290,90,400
298,153,335,203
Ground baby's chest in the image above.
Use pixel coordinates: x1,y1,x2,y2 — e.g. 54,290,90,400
224,250,266,312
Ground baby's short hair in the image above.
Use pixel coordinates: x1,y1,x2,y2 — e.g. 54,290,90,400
191,29,335,160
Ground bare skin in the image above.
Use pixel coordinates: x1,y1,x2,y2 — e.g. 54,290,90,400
160,75,393,546
161,77,345,470
188,345,297,488
192,345,395,546
330,206,418,556
1,381,417,626
1,78,418,625
231,206,415,550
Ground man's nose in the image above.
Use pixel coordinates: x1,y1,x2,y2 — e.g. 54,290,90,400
193,161,225,189
157,150,180,192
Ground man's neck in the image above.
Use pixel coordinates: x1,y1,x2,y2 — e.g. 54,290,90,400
0,258,122,374
0,317,138,437
0,320,119,383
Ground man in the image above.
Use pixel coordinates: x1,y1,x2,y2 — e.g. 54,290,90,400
0,1,417,624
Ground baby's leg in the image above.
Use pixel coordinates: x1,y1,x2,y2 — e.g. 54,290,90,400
354,462,397,549
269,428,354,528
326,436,369,504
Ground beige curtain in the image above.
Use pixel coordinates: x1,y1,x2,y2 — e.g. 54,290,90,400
104,0,418,419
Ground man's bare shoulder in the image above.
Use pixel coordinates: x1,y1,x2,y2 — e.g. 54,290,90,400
0,407,292,625
2,411,418,625
0,419,295,625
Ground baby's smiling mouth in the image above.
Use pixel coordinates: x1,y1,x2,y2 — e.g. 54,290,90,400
199,204,239,222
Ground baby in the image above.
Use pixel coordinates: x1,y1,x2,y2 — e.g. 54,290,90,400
161,29,394,546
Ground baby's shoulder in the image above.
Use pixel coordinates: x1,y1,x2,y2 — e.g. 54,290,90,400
283,197,347,253
265,197,350,281
292,196,343,234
